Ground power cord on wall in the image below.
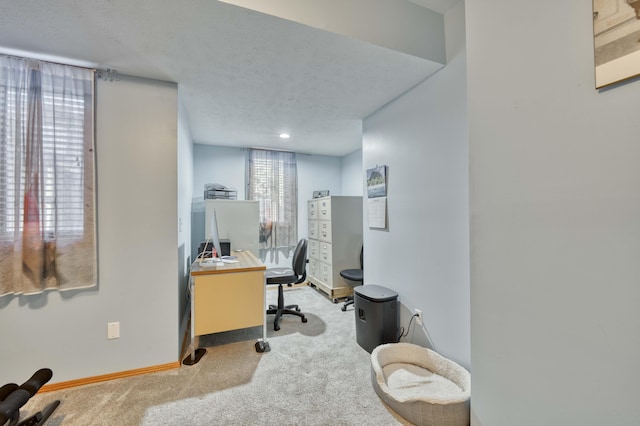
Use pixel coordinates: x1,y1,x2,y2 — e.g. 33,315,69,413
397,313,419,342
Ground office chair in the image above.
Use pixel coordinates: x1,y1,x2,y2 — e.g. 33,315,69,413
266,238,309,331
340,246,363,311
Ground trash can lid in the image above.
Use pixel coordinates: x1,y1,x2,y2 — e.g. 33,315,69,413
354,284,398,302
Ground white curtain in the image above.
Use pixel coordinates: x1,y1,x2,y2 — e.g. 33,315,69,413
0,55,96,296
247,149,297,249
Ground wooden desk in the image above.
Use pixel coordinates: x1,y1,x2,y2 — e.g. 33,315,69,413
186,250,268,364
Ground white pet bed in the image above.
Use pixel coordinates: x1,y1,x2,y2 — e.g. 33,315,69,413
371,343,470,426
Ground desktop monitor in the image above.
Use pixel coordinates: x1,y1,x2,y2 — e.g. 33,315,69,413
209,207,223,262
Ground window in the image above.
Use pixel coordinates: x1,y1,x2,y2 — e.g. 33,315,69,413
0,55,96,296
247,149,297,249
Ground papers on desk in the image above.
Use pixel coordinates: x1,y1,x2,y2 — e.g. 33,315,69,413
199,260,224,268
198,258,239,268
197,256,240,269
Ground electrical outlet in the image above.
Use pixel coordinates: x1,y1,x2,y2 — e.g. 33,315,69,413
107,322,120,339
414,309,423,325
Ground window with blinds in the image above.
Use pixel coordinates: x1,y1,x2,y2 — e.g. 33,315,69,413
251,157,284,221
0,55,96,295
0,69,92,242
247,149,298,248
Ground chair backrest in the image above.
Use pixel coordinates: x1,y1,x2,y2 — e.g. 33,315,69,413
339,245,363,283
291,238,308,277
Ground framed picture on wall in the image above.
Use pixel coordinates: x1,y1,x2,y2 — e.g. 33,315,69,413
366,165,387,198
593,0,640,88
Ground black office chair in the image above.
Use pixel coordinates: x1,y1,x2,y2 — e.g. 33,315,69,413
266,238,309,331
340,246,363,311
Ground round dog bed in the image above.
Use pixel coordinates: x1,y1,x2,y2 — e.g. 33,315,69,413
371,343,470,426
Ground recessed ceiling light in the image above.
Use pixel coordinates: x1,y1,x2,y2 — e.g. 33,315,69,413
279,133,290,139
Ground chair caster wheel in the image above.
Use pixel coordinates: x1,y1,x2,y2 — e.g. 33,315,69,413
341,305,347,312
255,341,271,353
333,299,338,303
295,307,301,312
302,317,308,323
274,325,280,331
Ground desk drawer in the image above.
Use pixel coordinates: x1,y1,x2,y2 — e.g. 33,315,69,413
318,198,331,220
308,220,318,240
309,239,319,260
308,200,318,220
319,220,332,243
319,241,332,264
320,262,333,287
309,258,319,277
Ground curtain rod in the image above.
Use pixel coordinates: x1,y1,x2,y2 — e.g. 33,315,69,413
0,52,96,72
245,147,312,156
247,147,295,154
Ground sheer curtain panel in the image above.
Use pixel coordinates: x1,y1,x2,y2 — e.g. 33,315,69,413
0,55,97,296
247,149,297,249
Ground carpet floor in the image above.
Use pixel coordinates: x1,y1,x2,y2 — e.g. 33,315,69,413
23,285,411,425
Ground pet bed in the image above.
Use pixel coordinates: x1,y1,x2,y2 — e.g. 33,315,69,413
371,343,470,426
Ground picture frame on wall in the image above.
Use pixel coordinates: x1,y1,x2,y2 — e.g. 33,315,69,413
593,0,640,88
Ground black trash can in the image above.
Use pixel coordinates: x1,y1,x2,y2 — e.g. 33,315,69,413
353,285,399,353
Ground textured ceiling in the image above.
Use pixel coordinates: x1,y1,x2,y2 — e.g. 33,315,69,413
0,0,445,156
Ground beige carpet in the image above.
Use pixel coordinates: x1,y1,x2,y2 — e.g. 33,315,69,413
24,285,411,425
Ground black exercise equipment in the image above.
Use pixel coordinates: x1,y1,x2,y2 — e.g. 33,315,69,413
0,369,60,426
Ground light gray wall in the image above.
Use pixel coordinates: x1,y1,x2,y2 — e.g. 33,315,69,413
191,145,246,260
193,144,246,200
0,76,180,383
362,2,469,369
467,1,640,425
297,153,342,240
341,148,364,196
219,0,445,63
177,96,194,343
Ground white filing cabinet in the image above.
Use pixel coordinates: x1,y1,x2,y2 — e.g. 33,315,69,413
307,196,363,301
